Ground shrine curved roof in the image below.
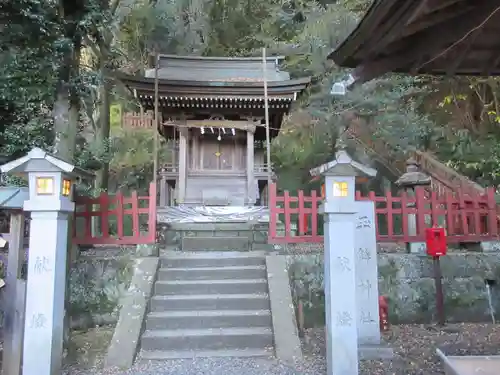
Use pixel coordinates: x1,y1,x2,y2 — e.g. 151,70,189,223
117,55,310,112
118,73,310,96
329,0,500,79
147,54,292,82
0,187,28,211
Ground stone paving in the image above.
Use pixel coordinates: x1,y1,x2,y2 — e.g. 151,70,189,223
64,357,326,375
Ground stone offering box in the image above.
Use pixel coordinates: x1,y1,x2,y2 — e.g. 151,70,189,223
437,349,500,375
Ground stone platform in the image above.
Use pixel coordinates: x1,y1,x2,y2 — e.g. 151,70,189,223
157,206,274,252
158,221,273,252
157,206,270,224
437,349,500,375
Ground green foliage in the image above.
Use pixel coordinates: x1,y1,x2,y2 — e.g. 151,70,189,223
270,2,436,190
3,0,499,194
68,257,133,316
109,126,170,192
0,0,60,159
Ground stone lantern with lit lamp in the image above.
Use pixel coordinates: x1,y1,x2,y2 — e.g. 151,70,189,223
0,148,92,375
395,157,431,254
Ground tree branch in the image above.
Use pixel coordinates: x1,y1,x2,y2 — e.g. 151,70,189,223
83,34,101,57
110,0,121,15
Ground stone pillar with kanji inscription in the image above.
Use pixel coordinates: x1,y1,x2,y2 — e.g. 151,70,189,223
311,148,377,375
354,201,381,344
0,148,92,375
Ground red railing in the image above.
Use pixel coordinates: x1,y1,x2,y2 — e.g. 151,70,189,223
73,183,157,245
411,150,485,196
269,183,499,244
269,183,323,243
122,112,154,128
346,113,484,196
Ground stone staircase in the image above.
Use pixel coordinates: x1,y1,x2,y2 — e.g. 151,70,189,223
139,251,275,359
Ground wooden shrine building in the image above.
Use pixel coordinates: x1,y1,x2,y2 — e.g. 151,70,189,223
120,55,309,207
329,0,500,83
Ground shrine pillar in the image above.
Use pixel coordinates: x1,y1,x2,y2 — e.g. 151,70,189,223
246,129,255,205
178,127,188,203
159,174,167,207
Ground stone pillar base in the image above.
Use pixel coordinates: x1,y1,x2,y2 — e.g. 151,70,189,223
481,241,500,252
406,242,426,255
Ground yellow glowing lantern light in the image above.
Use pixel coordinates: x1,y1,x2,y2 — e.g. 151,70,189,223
62,179,72,196
333,181,348,197
36,177,54,195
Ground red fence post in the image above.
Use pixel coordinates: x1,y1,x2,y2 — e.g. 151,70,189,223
445,191,455,237
429,190,439,227
415,187,427,241
457,189,468,238
311,190,319,241
99,192,110,240
400,190,409,243
84,201,92,239
130,191,139,235
298,190,305,235
386,191,394,239
367,191,379,241
487,187,498,237
283,190,292,242
115,192,124,239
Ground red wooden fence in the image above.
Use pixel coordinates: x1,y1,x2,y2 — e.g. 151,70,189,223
73,183,157,245
269,183,499,244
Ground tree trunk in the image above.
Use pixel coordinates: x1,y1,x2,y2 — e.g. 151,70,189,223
95,85,111,191
52,80,72,159
95,47,112,192
58,31,81,360
53,38,81,162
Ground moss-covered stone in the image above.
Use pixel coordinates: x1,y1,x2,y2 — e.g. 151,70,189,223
68,254,134,328
287,253,500,327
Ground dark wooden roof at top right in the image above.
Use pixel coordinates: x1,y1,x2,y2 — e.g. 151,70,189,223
329,0,500,79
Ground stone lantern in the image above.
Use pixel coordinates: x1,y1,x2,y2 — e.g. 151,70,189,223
0,148,92,375
395,157,431,190
395,157,431,254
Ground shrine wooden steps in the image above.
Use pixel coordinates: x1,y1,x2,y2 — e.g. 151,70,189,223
346,113,484,196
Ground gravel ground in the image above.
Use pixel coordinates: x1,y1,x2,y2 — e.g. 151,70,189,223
56,323,500,375
303,323,500,375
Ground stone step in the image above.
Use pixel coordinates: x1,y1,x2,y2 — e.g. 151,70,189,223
139,348,274,360
160,252,266,268
140,327,273,351
183,231,245,238
165,222,258,232
154,279,268,295
157,265,267,281
182,236,250,251
145,309,272,330
150,294,271,312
